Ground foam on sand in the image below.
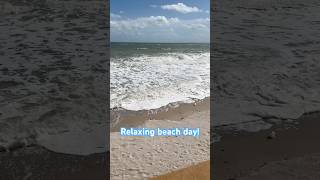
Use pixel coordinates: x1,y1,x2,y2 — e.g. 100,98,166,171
110,100,210,180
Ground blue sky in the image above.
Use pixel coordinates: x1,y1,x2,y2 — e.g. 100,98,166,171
111,0,210,43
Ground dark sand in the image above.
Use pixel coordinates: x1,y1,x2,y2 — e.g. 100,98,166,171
212,112,320,180
0,146,108,180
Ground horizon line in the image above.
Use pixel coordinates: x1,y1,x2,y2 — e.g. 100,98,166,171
110,41,210,44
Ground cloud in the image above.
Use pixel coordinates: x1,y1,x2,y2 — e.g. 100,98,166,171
110,13,121,19
161,3,201,14
111,16,179,30
111,16,209,42
181,18,210,30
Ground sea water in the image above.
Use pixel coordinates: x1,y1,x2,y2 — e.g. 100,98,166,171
111,42,210,111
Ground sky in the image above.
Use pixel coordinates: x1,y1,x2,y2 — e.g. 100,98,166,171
110,0,210,43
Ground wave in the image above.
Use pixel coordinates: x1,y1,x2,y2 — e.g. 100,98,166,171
110,97,209,131
212,42,320,133
110,52,210,111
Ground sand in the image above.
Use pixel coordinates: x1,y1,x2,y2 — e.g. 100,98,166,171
213,112,320,180
0,145,107,180
110,100,210,180
151,161,210,180
212,0,320,178
240,153,320,180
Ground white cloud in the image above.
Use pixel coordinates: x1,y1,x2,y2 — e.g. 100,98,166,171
111,16,209,42
111,16,179,30
182,18,210,30
161,3,201,14
110,13,121,19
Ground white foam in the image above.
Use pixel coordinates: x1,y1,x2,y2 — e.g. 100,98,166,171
111,52,210,111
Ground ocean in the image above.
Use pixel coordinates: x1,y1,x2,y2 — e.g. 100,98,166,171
110,43,210,111
212,0,320,133
0,0,108,155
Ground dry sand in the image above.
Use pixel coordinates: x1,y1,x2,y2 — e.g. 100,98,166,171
110,100,210,180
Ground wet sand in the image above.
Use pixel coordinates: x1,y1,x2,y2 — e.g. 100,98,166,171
0,145,107,180
212,0,320,178
110,100,210,180
111,98,210,131
151,161,210,180
212,112,320,180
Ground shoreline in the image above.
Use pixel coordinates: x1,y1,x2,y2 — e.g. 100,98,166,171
0,145,107,180
212,112,320,179
111,97,210,132
110,98,210,179
151,160,210,180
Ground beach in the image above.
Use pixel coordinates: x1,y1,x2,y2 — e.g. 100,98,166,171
0,146,107,180
0,0,108,154
213,112,320,179
110,42,210,179
110,99,210,180
212,0,320,130
212,0,320,179
0,0,109,179
151,160,210,180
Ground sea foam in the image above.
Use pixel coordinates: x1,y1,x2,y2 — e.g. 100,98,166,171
111,52,210,111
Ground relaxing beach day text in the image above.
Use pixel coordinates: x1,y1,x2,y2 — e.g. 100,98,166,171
120,128,200,137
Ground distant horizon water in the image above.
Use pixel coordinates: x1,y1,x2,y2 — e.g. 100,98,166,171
110,42,210,44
